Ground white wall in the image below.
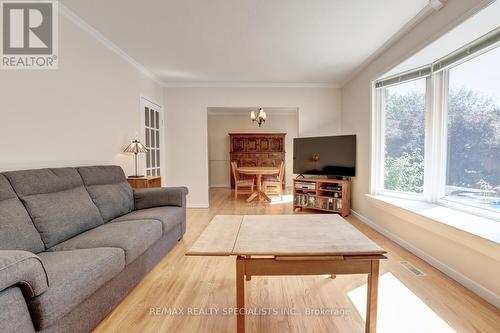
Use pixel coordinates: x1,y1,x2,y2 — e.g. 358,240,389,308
341,0,500,305
164,87,342,207
0,15,163,175
208,112,298,187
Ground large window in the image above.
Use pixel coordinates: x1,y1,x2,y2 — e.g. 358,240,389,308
445,47,500,212
373,31,500,219
384,79,426,194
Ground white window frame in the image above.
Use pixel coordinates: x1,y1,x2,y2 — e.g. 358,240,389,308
424,70,447,203
371,45,500,222
372,76,430,201
437,50,500,221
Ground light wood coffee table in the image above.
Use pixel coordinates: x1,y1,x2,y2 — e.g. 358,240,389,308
186,214,386,333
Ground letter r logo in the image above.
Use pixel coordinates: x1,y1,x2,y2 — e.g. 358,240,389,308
2,2,53,54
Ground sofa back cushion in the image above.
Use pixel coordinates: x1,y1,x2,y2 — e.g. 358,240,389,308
3,168,104,248
77,166,133,222
0,174,45,253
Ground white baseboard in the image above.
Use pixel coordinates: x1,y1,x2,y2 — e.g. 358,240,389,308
187,204,209,208
351,209,500,309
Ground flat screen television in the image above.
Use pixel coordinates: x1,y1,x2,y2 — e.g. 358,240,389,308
293,135,356,177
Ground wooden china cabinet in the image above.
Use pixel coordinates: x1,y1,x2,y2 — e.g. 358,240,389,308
229,133,286,188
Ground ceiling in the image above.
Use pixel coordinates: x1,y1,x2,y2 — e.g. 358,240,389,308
61,0,430,86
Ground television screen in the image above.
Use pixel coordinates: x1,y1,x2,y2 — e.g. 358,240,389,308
293,135,356,176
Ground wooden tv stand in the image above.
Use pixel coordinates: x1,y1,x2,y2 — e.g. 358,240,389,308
293,177,351,217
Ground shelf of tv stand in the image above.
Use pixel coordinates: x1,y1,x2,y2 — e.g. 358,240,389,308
316,194,342,200
294,204,340,214
294,189,317,193
293,177,351,217
318,188,342,193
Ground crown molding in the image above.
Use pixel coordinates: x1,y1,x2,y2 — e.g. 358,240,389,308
340,2,439,87
162,81,340,88
207,107,298,116
58,3,165,86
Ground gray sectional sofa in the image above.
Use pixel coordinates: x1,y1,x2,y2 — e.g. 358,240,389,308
0,166,188,333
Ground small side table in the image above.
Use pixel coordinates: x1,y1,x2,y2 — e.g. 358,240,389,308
127,176,161,189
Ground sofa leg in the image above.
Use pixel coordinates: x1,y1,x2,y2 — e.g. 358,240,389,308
178,236,183,242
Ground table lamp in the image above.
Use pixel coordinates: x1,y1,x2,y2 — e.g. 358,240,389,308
124,139,148,178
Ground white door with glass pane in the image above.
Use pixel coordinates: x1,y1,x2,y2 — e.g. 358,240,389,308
141,98,163,178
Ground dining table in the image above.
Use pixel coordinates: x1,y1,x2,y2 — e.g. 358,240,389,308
237,166,280,202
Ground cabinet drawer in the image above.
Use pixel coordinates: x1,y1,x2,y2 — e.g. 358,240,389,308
240,159,258,167
149,177,162,188
267,153,285,159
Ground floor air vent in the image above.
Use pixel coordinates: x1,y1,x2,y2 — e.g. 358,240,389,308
399,261,425,276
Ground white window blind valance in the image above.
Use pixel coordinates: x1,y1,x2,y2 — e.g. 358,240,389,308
433,27,500,72
375,27,500,88
374,66,431,88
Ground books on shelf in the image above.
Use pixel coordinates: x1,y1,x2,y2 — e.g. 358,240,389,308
293,193,342,212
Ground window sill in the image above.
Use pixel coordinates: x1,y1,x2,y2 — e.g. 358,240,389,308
366,194,500,245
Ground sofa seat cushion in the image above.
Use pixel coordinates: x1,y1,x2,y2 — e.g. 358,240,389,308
49,220,162,265
77,166,134,222
112,207,184,235
30,248,125,330
3,168,104,248
0,174,44,253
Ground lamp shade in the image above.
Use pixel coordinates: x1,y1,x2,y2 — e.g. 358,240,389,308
250,111,256,120
124,139,148,153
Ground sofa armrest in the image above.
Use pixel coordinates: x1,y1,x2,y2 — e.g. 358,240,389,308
133,186,189,210
0,250,49,298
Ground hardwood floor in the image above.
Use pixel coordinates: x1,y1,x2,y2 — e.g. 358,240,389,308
93,188,500,333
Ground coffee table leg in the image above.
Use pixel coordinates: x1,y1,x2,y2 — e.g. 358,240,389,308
236,256,245,333
365,260,380,333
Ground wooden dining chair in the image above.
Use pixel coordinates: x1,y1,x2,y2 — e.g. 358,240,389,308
262,161,285,199
231,161,255,200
